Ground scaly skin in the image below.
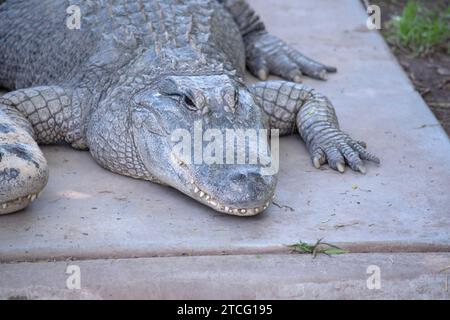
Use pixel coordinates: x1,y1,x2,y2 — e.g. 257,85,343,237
0,0,379,215
219,0,337,80
249,81,380,173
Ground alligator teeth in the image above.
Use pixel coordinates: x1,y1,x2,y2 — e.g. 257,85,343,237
1,193,41,212
191,182,272,216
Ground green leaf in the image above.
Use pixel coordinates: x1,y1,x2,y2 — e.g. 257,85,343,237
323,248,350,255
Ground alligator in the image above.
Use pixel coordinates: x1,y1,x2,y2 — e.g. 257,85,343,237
0,0,379,216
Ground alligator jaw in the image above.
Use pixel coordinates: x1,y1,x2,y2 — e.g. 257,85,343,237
0,193,40,215
188,179,272,216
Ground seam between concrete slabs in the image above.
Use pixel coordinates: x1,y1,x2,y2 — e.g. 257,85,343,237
2,241,450,264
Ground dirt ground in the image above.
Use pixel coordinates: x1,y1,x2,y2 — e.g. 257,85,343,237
368,0,450,136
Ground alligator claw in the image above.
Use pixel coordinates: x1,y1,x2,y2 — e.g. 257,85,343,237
309,132,380,174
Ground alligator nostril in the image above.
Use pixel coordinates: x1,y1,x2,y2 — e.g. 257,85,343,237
231,171,264,184
248,172,264,183
216,169,275,209
231,173,247,182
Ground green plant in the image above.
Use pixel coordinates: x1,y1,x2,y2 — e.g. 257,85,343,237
386,1,450,56
287,239,349,258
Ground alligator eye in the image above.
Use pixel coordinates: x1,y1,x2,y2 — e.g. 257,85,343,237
183,95,197,111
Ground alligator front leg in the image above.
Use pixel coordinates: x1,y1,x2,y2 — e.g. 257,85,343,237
219,0,336,81
249,81,380,173
0,86,83,214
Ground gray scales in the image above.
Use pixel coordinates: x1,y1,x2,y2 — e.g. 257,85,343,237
0,0,379,216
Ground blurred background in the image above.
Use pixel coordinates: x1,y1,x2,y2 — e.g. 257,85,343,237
366,0,450,135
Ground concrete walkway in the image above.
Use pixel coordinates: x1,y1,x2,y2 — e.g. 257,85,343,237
1,0,449,299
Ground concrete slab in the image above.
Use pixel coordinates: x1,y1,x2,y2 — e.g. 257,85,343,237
1,253,450,299
1,0,450,263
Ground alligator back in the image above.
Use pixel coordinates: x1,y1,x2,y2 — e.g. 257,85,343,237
0,0,245,90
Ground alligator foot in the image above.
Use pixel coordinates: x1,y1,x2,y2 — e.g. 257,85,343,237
306,132,380,174
0,111,48,215
249,80,380,173
245,32,337,81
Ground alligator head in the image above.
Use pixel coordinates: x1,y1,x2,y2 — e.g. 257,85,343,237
90,74,277,215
